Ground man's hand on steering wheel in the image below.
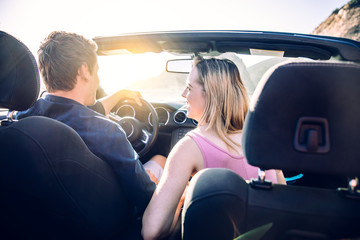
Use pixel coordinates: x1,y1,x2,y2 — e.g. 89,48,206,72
117,89,143,107
98,89,143,115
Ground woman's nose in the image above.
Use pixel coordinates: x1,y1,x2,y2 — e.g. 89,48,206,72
181,89,187,98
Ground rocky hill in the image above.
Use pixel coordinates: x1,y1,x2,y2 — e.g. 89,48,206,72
312,0,360,41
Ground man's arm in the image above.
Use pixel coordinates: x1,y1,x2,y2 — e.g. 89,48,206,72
98,89,142,116
87,120,156,216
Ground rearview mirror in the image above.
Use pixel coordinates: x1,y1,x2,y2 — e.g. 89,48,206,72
166,59,193,73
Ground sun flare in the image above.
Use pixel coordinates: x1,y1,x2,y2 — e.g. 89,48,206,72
98,52,174,95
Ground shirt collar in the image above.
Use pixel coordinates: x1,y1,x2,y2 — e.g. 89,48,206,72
44,94,83,106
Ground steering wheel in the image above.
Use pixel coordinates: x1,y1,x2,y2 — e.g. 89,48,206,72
110,97,159,157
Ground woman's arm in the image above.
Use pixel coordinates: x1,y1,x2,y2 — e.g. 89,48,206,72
276,170,286,185
142,136,203,240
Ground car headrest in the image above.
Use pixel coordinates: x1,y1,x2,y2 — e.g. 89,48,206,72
0,31,40,111
242,61,360,177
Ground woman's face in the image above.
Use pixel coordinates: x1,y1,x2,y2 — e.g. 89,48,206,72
181,67,206,121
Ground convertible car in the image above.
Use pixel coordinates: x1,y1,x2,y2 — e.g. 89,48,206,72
1,30,360,240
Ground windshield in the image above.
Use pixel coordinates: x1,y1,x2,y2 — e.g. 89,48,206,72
98,52,310,102
98,52,188,102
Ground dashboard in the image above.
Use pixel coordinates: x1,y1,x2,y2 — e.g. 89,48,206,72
112,100,198,154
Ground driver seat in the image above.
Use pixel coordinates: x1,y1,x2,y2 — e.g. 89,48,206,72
0,32,134,239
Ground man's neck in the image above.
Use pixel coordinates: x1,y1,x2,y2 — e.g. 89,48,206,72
48,73,96,106
49,89,89,106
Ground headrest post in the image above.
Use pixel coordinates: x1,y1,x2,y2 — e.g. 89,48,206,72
0,110,17,126
349,177,359,194
7,110,16,122
250,169,273,190
258,169,266,183
337,177,360,200
0,111,16,126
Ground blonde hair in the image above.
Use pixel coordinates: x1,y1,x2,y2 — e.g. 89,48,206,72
195,58,249,150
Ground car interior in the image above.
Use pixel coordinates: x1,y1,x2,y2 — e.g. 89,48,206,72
1,30,360,240
0,31,136,239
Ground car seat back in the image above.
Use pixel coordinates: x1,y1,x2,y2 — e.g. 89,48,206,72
0,31,133,239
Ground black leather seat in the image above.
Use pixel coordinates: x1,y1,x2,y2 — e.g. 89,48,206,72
182,61,360,240
0,32,134,239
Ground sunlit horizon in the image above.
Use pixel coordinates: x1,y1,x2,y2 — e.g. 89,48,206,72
1,0,350,57
0,0,350,96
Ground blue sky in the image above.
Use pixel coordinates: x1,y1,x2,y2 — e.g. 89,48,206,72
0,0,350,55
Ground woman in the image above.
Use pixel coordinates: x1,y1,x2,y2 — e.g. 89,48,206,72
142,58,285,240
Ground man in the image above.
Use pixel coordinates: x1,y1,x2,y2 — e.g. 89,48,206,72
17,31,164,216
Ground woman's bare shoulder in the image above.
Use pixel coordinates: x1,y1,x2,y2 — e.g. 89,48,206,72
168,133,204,170
170,134,200,155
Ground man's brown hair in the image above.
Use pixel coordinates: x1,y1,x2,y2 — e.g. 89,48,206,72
38,31,98,92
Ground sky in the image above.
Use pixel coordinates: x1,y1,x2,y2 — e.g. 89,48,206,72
0,0,351,56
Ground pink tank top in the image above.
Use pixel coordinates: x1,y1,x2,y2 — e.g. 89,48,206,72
187,131,278,183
